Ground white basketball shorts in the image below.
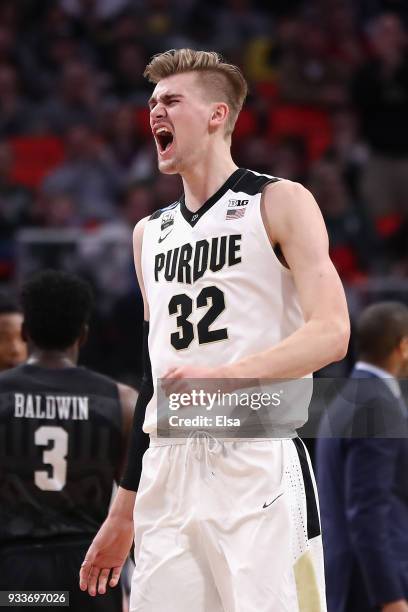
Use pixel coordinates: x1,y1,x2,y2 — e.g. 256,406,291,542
130,435,326,612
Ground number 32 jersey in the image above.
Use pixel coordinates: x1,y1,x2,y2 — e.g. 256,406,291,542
142,168,306,436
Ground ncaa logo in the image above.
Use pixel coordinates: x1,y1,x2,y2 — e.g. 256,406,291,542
159,211,175,243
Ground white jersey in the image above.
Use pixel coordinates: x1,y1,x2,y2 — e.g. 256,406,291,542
141,168,308,436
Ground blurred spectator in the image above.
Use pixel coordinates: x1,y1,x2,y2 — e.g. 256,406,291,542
309,158,378,280
120,179,157,227
270,137,308,182
0,292,27,371
110,43,150,104
101,102,155,183
34,192,78,229
0,65,32,136
0,1,19,30
235,136,275,175
78,180,154,379
152,173,182,209
38,60,101,133
244,15,299,85
60,0,131,21
215,0,270,52
317,302,408,612
328,110,366,180
352,13,408,220
79,179,155,313
0,141,33,281
325,1,366,76
103,104,140,170
0,25,16,65
234,134,307,182
42,123,120,223
33,27,89,99
17,5,81,100
142,0,187,52
278,18,349,106
110,9,144,43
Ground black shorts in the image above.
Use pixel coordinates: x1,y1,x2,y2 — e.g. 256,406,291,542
0,536,122,611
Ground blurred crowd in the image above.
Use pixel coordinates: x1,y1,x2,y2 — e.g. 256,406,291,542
0,0,408,381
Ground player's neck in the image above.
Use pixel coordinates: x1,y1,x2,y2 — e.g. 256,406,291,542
181,148,238,213
27,347,78,369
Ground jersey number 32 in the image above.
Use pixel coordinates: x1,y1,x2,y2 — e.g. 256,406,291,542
169,286,228,350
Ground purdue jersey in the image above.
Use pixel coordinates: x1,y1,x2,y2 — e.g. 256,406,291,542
0,364,122,544
142,168,308,436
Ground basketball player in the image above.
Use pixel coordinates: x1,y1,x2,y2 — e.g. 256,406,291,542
80,49,350,611
0,270,137,611
0,293,26,371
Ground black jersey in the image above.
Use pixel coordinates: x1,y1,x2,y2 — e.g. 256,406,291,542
0,364,122,544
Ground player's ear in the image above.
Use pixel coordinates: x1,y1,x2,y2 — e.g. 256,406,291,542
399,335,408,360
209,102,229,132
78,324,89,348
21,321,28,343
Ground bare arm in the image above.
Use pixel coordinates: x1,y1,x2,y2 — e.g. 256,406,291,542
133,215,150,322
116,382,138,481
116,214,150,486
80,216,150,596
222,180,350,379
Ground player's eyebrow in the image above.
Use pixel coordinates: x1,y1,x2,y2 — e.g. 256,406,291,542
148,92,183,108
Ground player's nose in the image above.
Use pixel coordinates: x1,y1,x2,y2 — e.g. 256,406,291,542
151,102,167,122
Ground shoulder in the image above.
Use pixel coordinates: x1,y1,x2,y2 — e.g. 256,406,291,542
75,366,121,397
262,179,322,229
117,382,138,439
132,214,151,252
232,168,280,196
147,200,179,221
0,365,27,387
132,201,180,246
117,382,138,408
263,178,314,203
234,173,318,213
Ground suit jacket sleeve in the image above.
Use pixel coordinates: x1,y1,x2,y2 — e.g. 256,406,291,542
345,430,404,607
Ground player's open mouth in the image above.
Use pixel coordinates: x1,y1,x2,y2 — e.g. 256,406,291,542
155,127,174,155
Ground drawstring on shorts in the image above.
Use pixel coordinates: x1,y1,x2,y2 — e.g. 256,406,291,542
185,430,224,477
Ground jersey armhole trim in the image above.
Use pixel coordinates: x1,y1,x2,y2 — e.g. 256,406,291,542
258,181,294,277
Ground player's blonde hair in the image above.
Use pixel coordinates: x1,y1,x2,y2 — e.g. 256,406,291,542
144,49,248,138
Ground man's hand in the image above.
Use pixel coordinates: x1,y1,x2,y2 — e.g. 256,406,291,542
382,600,408,612
163,366,218,380
161,365,239,399
79,514,134,596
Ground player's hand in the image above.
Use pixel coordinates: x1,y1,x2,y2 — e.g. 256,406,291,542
163,365,217,380
79,514,134,596
162,366,223,399
382,600,408,612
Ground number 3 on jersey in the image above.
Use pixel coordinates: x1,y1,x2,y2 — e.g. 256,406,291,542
34,426,68,491
169,285,228,350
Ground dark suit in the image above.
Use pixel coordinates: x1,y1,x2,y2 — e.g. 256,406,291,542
316,368,408,611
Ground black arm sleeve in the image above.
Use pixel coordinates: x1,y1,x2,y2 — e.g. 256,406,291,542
121,321,153,491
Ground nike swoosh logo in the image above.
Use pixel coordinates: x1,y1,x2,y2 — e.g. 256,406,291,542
158,230,173,243
263,492,283,509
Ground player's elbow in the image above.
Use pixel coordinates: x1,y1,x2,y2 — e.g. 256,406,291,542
329,317,350,361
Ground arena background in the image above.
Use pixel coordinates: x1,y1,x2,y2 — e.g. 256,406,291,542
1,0,407,388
